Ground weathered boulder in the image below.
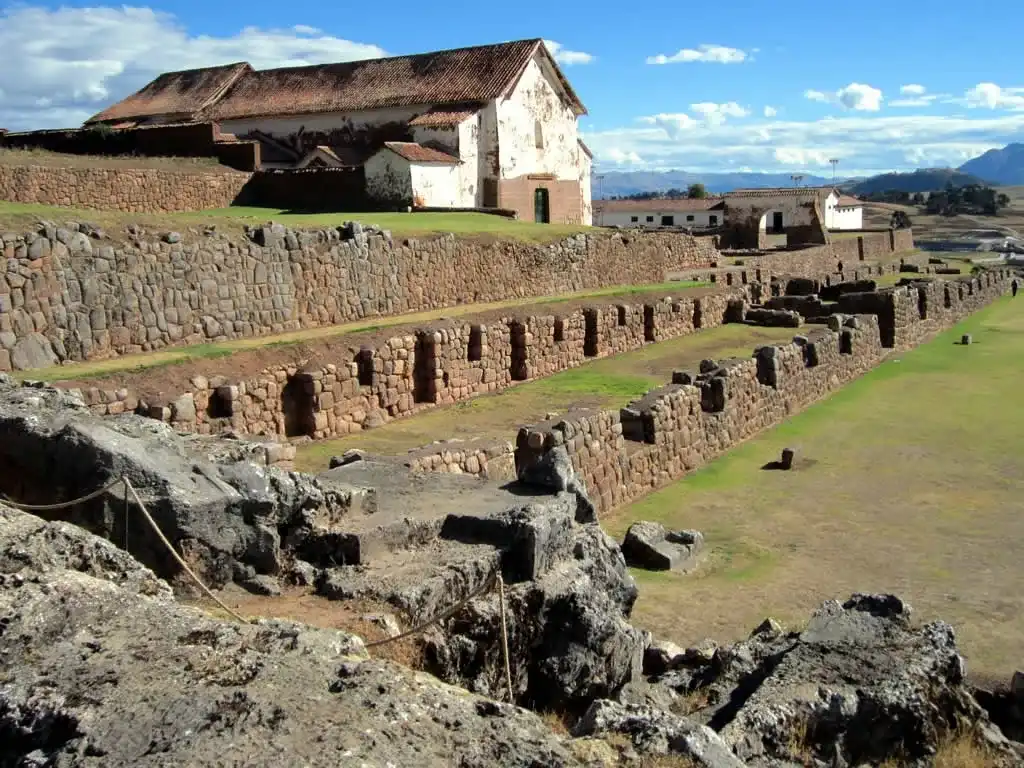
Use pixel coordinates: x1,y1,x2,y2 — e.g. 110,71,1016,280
0,505,582,767
517,445,596,523
572,700,745,767
0,377,351,590
646,593,1021,766
621,521,704,572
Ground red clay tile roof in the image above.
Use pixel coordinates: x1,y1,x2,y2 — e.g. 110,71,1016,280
408,105,482,127
728,186,838,199
593,197,725,212
836,195,862,207
86,63,251,124
205,39,585,121
382,141,460,164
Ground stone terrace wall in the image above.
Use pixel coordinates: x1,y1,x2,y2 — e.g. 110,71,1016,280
0,165,251,213
0,224,719,372
516,270,1011,513
65,286,753,440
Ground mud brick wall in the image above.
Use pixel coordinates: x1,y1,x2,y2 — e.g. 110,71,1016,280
0,224,719,372
0,165,251,213
516,271,1012,514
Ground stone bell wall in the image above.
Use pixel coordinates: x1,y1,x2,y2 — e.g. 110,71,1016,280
0,222,721,372
515,270,1012,513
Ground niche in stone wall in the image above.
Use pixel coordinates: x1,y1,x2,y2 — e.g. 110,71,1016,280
643,305,656,342
583,310,599,357
553,318,565,343
617,306,628,327
917,288,928,320
944,285,952,309
207,388,233,419
468,325,484,361
281,375,315,438
839,330,853,355
509,321,528,381
692,300,704,329
356,348,374,387
413,332,434,404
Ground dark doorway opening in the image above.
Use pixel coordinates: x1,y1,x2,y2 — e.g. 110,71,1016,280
583,310,599,357
282,376,316,438
534,187,550,224
771,211,784,232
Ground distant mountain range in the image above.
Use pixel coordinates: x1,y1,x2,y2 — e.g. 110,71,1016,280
593,141,1024,199
593,170,836,198
958,143,1024,185
842,168,990,196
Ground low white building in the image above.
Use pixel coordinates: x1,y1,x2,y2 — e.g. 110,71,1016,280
593,198,725,229
87,39,592,224
734,187,864,232
829,194,864,230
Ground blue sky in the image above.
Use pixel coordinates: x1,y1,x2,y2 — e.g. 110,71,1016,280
2,0,1023,176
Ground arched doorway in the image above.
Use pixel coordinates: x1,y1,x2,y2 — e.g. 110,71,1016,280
534,187,550,224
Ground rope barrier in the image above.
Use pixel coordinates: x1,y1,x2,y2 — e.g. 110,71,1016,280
3,476,517,697
2,476,251,625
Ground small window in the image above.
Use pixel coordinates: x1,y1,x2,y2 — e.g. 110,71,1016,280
709,215,718,226
686,215,695,222
630,216,638,223
534,120,544,149
661,215,674,226
645,215,654,223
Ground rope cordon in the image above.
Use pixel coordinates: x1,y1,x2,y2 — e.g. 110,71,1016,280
2,476,517,701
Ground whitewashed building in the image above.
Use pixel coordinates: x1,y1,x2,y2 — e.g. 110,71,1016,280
593,198,725,229
87,40,592,224
735,187,864,232
829,194,864,230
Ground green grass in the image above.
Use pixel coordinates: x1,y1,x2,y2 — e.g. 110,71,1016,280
605,297,1024,681
294,323,797,471
0,201,589,243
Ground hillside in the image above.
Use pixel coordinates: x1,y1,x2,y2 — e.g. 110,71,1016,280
959,142,1024,185
845,168,990,195
594,170,834,198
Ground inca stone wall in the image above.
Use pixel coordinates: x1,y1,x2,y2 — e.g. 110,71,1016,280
0,165,251,213
0,223,719,372
516,270,1011,512
63,286,754,439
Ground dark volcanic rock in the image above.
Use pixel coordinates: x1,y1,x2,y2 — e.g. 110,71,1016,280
0,505,582,768
621,521,704,572
0,377,351,590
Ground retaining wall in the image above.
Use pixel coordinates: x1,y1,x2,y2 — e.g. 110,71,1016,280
64,287,752,439
0,224,719,372
515,270,1011,513
0,165,252,213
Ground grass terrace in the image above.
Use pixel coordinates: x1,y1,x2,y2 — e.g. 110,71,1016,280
604,297,1024,684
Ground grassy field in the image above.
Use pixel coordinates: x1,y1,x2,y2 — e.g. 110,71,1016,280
22,280,707,382
0,201,590,243
603,297,1024,683
295,323,796,471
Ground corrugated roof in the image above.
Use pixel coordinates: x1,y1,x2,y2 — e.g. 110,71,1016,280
86,63,251,124
593,198,725,212
408,105,481,127
383,141,460,164
204,39,585,121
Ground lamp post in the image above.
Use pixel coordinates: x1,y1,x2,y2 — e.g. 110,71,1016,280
829,158,839,186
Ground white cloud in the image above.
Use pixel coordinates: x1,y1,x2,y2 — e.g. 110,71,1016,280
582,111,1024,175
603,148,644,165
543,40,594,66
804,89,830,103
690,101,750,126
963,82,1024,110
763,106,778,117
646,44,747,65
900,84,926,96
0,5,387,130
836,83,883,111
638,113,697,139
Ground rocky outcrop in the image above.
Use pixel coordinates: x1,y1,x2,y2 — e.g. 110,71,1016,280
642,594,1022,766
0,375,352,590
0,504,582,768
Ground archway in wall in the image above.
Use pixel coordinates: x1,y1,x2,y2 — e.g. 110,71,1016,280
758,210,788,249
